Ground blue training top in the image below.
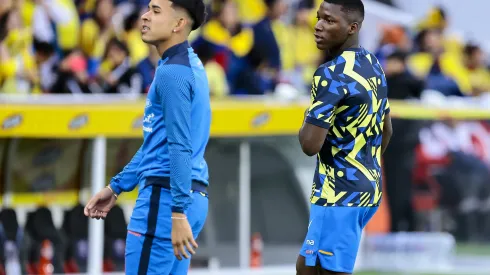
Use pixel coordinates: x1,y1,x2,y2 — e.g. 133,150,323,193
109,41,211,213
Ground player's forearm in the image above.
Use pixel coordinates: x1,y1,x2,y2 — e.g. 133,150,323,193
169,144,193,213
109,146,143,194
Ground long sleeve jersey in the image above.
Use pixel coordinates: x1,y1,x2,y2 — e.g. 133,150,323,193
109,41,211,213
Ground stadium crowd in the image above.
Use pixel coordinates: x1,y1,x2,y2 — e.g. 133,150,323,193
0,0,489,98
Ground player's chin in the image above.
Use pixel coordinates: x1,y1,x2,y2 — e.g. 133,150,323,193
315,42,329,51
141,33,155,44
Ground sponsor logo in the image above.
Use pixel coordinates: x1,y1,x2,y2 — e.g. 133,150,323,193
69,114,88,130
305,250,314,255
2,114,22,129
306,240,315,246
142,113,155,133
251,112,270,128
143,113,155,123
145,99,152,108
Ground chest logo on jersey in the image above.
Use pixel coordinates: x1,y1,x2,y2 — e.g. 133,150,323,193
143,113,155,123
143,113,155,133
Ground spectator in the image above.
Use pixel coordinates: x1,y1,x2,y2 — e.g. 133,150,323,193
375,25,412,67
233,0,267,25
194,41,229,98
31,0,80,56
243,0,288,94
0,8,39,94
285,2,323,92
135,45,159,94
462,43,490,96
94,38,141,95
49,50,90,94
192,0,254,94
408,28,471,96
123,11,148,66
80,0,117,77
385,50,424,100
33,40,58,93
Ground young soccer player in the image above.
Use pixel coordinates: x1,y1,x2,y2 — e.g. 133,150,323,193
297,0,393,274
84,1,210,274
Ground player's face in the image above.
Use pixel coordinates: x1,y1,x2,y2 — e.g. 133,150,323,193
141,0,177,45
314,2,355,51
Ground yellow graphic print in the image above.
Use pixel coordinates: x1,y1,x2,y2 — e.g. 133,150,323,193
306,48,390,207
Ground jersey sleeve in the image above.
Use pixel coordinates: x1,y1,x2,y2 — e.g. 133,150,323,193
156,65,193,214
385,98,391,114
305,67,348,129
109,146,143,195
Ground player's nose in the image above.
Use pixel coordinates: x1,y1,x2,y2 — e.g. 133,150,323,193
314,23,322,33
141,11,150,22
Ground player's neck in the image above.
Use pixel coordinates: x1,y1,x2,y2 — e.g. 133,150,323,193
328,39,360,58
156,36,187,58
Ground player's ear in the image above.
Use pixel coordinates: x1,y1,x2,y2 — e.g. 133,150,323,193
348,22,359,35
173,17,188,33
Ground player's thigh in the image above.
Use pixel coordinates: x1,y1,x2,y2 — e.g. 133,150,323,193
296,254,319,275
125,230,175,275
170,192,209,275
300,205,376,274
189,191,209,236
296,254,351,275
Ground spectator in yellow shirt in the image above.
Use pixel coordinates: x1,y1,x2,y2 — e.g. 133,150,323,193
80,0,117,77
408,29,471,95
123,11,149,67
0,8,39,94
192,0,254,94
462,43,490,96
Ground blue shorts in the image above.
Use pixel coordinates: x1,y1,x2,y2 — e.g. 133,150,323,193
125,184,208,275
299,204,378,274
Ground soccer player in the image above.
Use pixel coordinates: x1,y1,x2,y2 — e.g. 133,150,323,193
296,1,393,275
83,0,210,274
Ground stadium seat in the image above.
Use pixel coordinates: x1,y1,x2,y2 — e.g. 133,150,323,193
0,208,23,275
412,145,450,230
24,207,65,274
61,204,88,273
103,205,127,272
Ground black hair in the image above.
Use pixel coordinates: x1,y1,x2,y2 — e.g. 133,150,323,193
324,0,365,23
171,0,208,31
124,11,140,32
386,49,408,62
33,39,55,56
464,43,480,57
264,0,280,8
0,10,11,42
104,38,130,59
298,0,315,9
435,6,447,20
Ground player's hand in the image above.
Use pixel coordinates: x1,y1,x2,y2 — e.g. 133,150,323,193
171,213,198,260
84,187,117,220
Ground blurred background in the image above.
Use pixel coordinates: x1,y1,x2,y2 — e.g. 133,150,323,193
0,0,490,274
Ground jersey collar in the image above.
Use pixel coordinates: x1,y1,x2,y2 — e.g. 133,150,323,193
161,40,190,61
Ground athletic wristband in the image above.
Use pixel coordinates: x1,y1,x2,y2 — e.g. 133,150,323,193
171,216,187,220
106,185,118,200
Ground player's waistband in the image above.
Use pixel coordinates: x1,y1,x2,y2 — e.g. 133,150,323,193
144,176,208,195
